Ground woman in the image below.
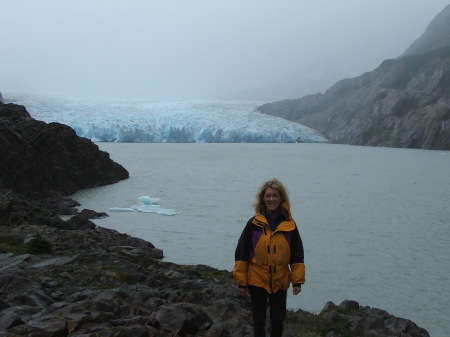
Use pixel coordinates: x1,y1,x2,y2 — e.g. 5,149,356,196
233,178,305,337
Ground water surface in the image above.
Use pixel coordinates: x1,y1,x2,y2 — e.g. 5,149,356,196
71,143,449,337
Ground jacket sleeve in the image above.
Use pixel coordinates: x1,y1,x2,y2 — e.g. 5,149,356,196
233,218,253,288
290,226,305,285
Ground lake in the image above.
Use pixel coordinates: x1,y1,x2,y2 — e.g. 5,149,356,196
70,143,449,337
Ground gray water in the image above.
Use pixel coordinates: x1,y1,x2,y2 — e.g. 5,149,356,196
71,143,449,337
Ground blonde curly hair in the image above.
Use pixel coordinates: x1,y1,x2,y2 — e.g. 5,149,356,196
252,178,290,212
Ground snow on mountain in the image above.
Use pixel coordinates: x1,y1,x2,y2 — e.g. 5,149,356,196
4,93,328,143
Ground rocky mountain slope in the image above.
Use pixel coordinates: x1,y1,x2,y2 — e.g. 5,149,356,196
402,5,450,57
257,5,450,150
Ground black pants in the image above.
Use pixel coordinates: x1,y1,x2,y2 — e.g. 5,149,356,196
248,285,287,337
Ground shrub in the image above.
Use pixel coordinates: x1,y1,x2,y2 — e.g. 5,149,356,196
285,309,352,337
23,233,53,254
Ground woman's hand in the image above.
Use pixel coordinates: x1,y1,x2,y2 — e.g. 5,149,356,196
239,287,248,297
292,286,301,295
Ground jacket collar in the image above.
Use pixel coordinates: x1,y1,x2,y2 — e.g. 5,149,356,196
253,201,296,232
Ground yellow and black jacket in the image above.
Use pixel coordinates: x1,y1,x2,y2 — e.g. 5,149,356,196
233,202,305,294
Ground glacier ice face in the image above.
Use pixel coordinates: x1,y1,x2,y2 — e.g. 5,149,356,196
5,93,328,143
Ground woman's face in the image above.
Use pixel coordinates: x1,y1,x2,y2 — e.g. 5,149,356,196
263,186,282,215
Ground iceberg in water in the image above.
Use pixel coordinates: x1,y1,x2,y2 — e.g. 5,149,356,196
110,196,180,216
5,93,328,143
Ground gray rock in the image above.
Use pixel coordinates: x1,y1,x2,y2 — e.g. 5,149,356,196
0,312,23,331
26,315,68,336
32,255,77,268
149,303,213,335
339,299,360,312
321,301,430,337
0,254,31,272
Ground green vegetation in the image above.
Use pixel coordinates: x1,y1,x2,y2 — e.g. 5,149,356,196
0,232,53,254
285,308,352,337
116,271,143,285
167,263,232,281
0,232,24,253
63,231,84,240
23,233,54,254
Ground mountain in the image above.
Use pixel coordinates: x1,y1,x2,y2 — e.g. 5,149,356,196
257,5,450,150
402,5,450,57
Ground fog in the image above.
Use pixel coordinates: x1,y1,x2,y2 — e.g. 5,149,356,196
1,0,448,101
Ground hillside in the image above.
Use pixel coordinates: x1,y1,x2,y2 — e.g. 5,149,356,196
258,5,450,150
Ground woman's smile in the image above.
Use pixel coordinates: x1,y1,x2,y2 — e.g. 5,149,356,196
264,187,282,216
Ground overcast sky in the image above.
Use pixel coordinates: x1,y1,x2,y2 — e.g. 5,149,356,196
1,0,448,101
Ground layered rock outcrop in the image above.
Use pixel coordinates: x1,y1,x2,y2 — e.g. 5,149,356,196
257,5,450,150
0,103,129,197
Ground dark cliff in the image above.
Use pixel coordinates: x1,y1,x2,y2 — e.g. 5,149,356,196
0,103,129,198
257,5,450,150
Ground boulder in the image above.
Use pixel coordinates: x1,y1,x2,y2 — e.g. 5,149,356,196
321,301,430,337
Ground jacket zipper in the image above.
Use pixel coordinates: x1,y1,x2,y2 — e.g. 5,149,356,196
269,265,273,293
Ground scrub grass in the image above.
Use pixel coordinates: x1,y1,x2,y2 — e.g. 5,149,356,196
285,309,352,337
0,232,53,254
0,232,25,253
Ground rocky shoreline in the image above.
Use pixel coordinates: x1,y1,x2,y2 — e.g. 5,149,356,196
0,214,431,337
0,102,430,336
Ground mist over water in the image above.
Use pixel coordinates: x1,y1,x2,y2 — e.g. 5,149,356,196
70,143,449,337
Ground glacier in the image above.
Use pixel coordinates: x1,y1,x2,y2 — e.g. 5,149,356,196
4,93,328,143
